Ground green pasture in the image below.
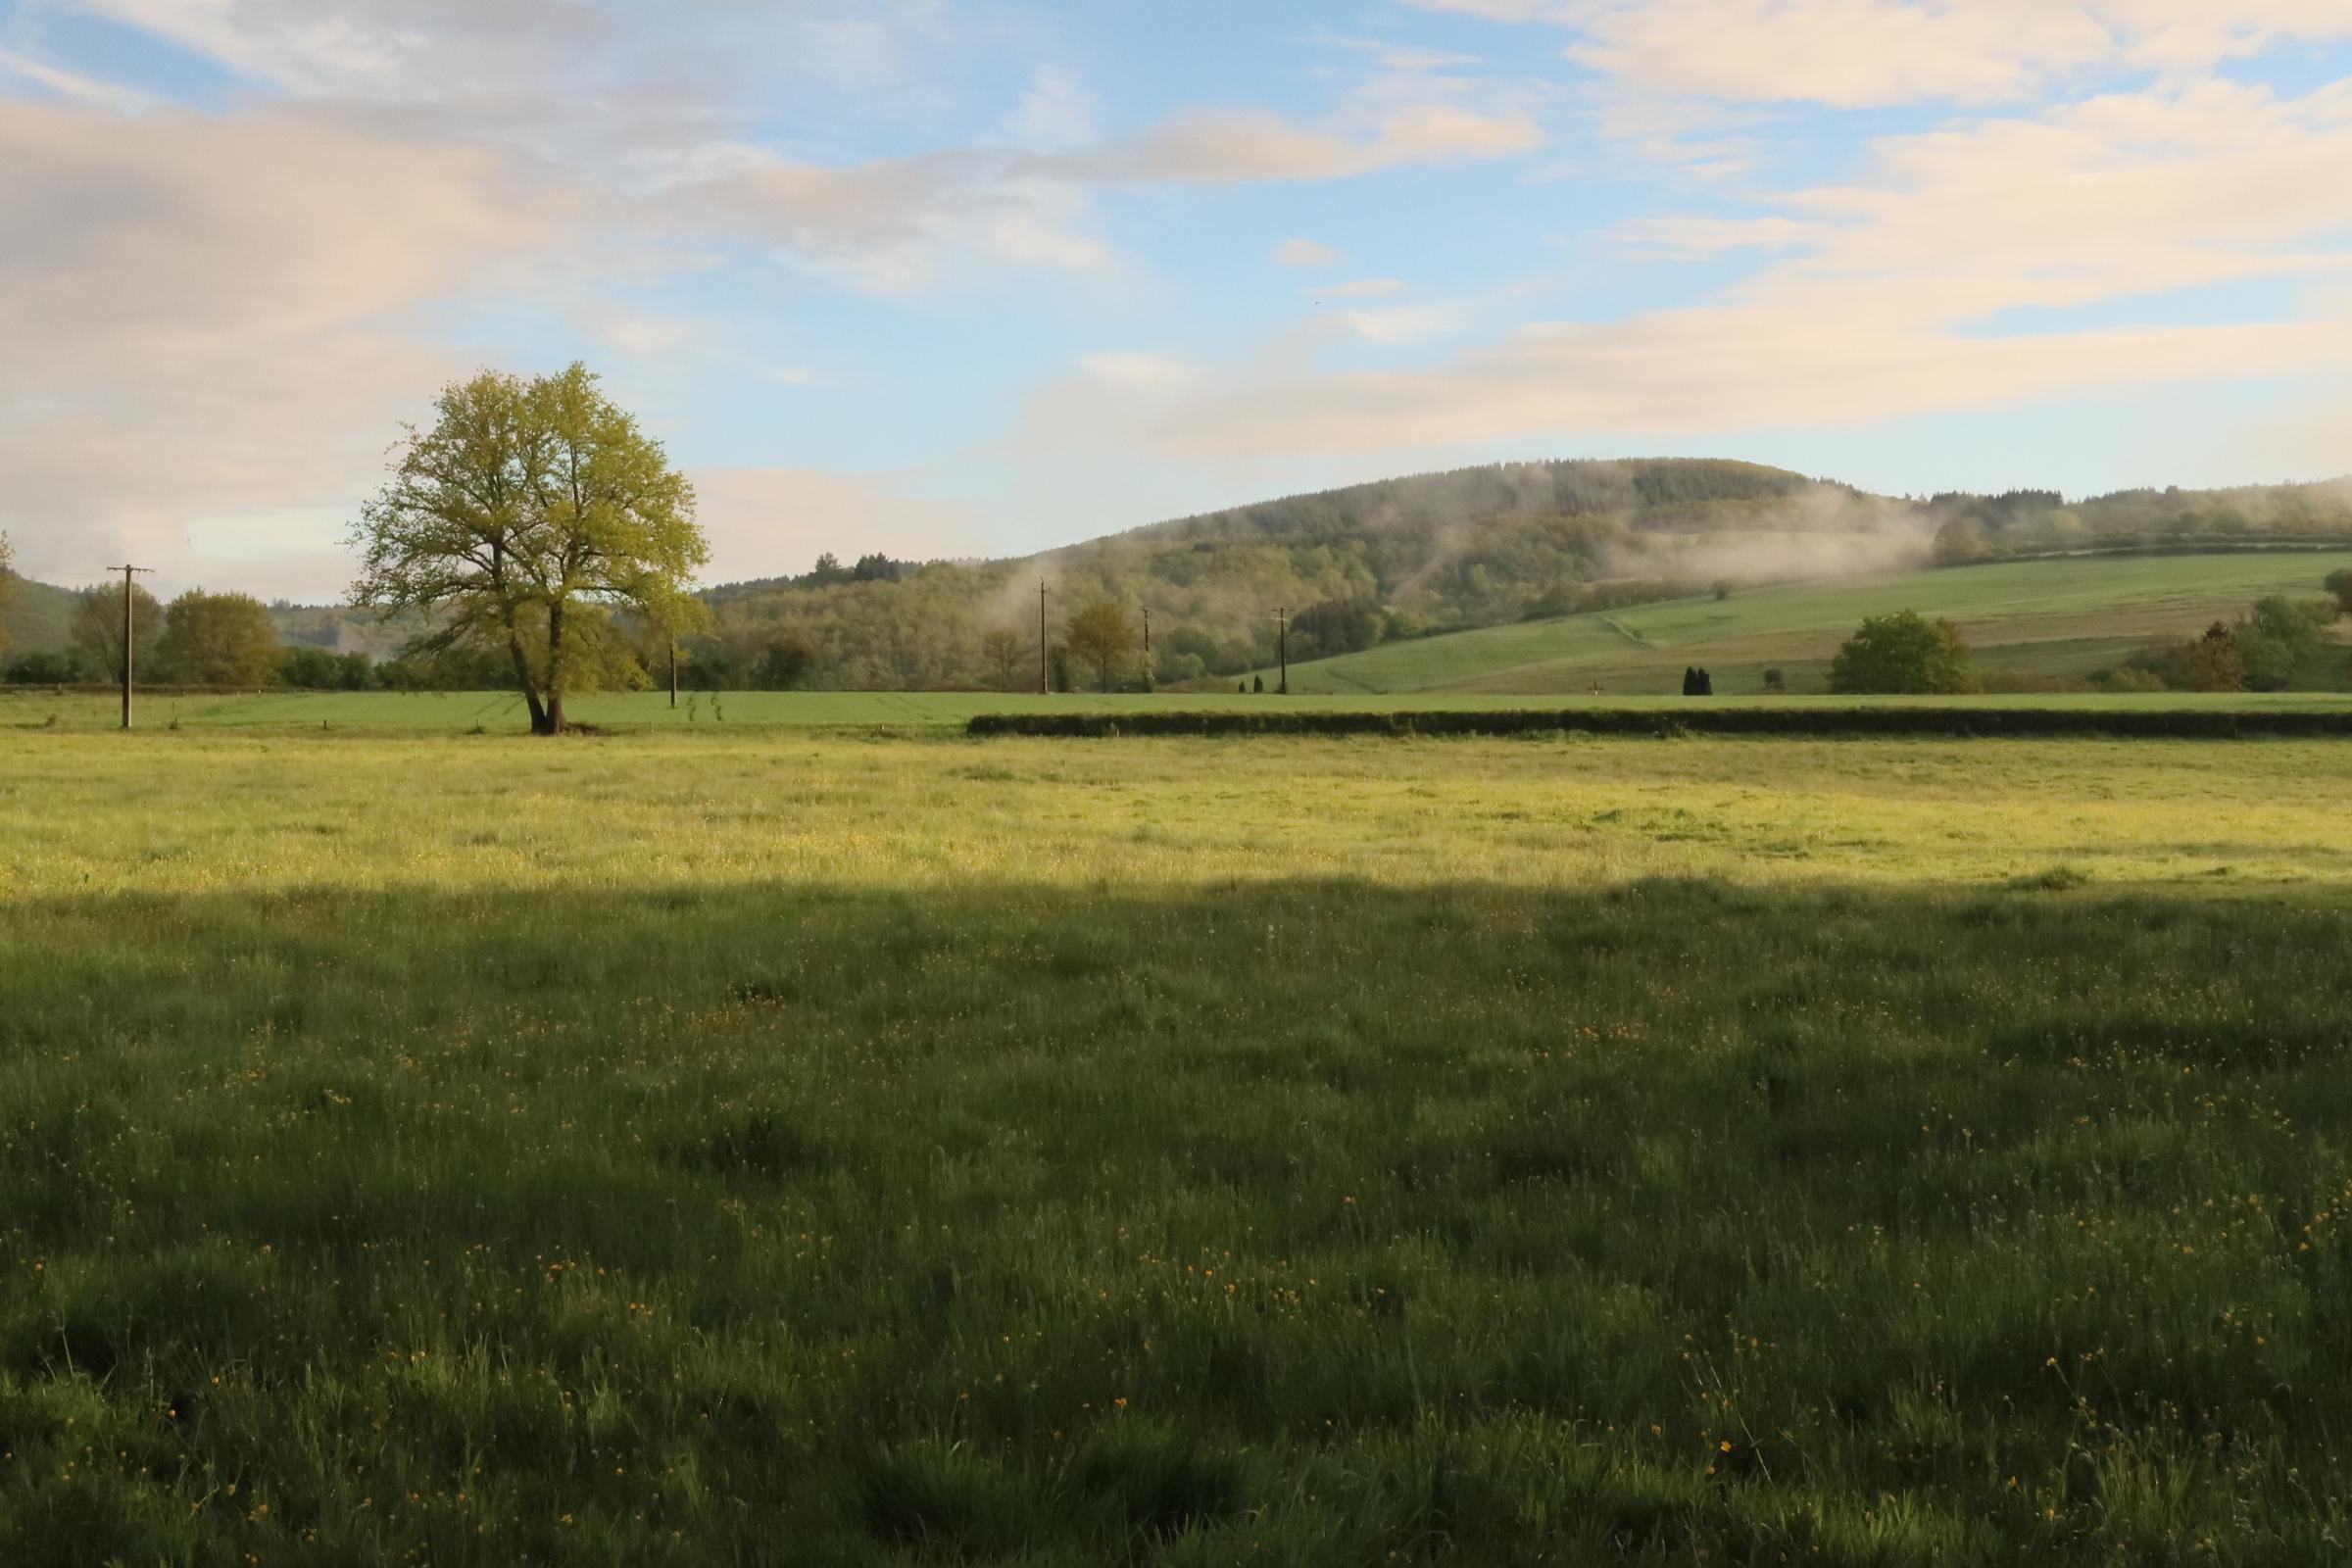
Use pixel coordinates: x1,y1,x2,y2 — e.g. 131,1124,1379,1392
5,682,2352,735
7,730,2352,1562
1272,551,2352,695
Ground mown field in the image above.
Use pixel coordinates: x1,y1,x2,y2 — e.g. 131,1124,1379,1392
1272,552,2352,696
6,729,2352,1564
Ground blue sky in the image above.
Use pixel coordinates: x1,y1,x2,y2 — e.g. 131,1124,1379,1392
4,0,2351,598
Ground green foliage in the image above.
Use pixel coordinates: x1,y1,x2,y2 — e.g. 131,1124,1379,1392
350,363,709,732
70,580,164,685
1064,599,1140,691
2138,597,2342,693
977,626,1029,691
4,649,78,685
1828,611,1975,694
2327,567,2352,614
155,589,280,687
7,733,2352,1562
2233,595,2339,690
278,646,378,691
0,530,12,661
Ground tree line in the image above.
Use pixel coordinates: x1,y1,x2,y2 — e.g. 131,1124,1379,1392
1931,482,2352,565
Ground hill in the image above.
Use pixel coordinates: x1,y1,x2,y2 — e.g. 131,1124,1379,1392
12,460,2352,692
694,463,2352,692
696,458,1930,689
1262,551,2352,697
0,572,80,657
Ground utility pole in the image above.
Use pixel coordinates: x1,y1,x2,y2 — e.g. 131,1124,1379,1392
108,564,150,731
1038,579,1051,695
669,639,679,710
1275,606,1289,696
1141,608,1152,693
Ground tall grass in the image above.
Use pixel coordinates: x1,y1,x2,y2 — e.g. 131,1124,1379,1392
3,733,2350,1562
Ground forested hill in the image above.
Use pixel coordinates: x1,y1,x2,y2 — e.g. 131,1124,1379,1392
10,460,2352,692
688,463,2352,693
696,459,1931,689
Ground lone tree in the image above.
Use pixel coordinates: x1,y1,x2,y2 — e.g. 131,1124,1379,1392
73,579,164,686
1828,611,1975,694
351,364,708,734
1064,599,1140,692
157,589,280,687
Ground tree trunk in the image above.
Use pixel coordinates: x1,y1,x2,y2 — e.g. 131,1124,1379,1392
542,601,566,735
507,632,549,734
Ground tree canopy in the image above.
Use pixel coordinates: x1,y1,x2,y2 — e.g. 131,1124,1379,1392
157,589,280,687
0,532,13,661
1064,600,1140,691
72,580,165,686
1828,611,1975,695
350,364,709,732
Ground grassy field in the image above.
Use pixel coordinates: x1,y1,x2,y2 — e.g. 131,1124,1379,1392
7,684,2352,735
8,729,2352,1563
1270,552,2352,696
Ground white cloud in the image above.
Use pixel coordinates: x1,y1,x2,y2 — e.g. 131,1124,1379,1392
0,45,154,112
996,66,1101,150
1047,102,1542,184
1324,277,1408,297
1277,238,1345,268
1411,0,2352,108
1055,77,2352,461
0,99,569,588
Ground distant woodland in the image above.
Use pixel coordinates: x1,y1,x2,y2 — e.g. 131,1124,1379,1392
8,460,2352,691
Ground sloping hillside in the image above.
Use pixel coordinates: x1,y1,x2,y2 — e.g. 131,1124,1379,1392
1264,552,2352,697
694,459,1921,688
0,574,79,657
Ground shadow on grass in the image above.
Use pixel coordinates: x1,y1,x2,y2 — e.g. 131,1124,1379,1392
5,875,2352,1563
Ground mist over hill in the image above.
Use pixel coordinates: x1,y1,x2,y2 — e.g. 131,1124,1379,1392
9,459,2352,691
687,460,2352,692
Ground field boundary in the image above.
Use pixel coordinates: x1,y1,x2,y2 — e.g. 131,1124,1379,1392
968,706,2352,739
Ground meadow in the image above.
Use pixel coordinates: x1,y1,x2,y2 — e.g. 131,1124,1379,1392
5,728,2352,1563
1270,551,2352,696
5,684,2352,737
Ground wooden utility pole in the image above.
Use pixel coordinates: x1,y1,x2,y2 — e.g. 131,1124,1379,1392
1038,579,1051,695
109,564,150,730
669,640,679,710
1275,606,1289,696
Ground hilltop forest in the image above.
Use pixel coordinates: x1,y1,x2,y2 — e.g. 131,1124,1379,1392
7,460,2352,692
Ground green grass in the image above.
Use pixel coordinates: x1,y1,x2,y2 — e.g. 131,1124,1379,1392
6,684,2352,736
7,731,2352,1563
1273,552,2352,695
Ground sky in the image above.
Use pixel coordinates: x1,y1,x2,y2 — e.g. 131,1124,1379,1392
4,0,2352,600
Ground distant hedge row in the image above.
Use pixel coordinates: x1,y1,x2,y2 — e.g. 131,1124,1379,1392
967,707,2352,740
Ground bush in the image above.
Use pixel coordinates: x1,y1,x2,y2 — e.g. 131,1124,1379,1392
4,650,78,685
1828,612,1975,695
